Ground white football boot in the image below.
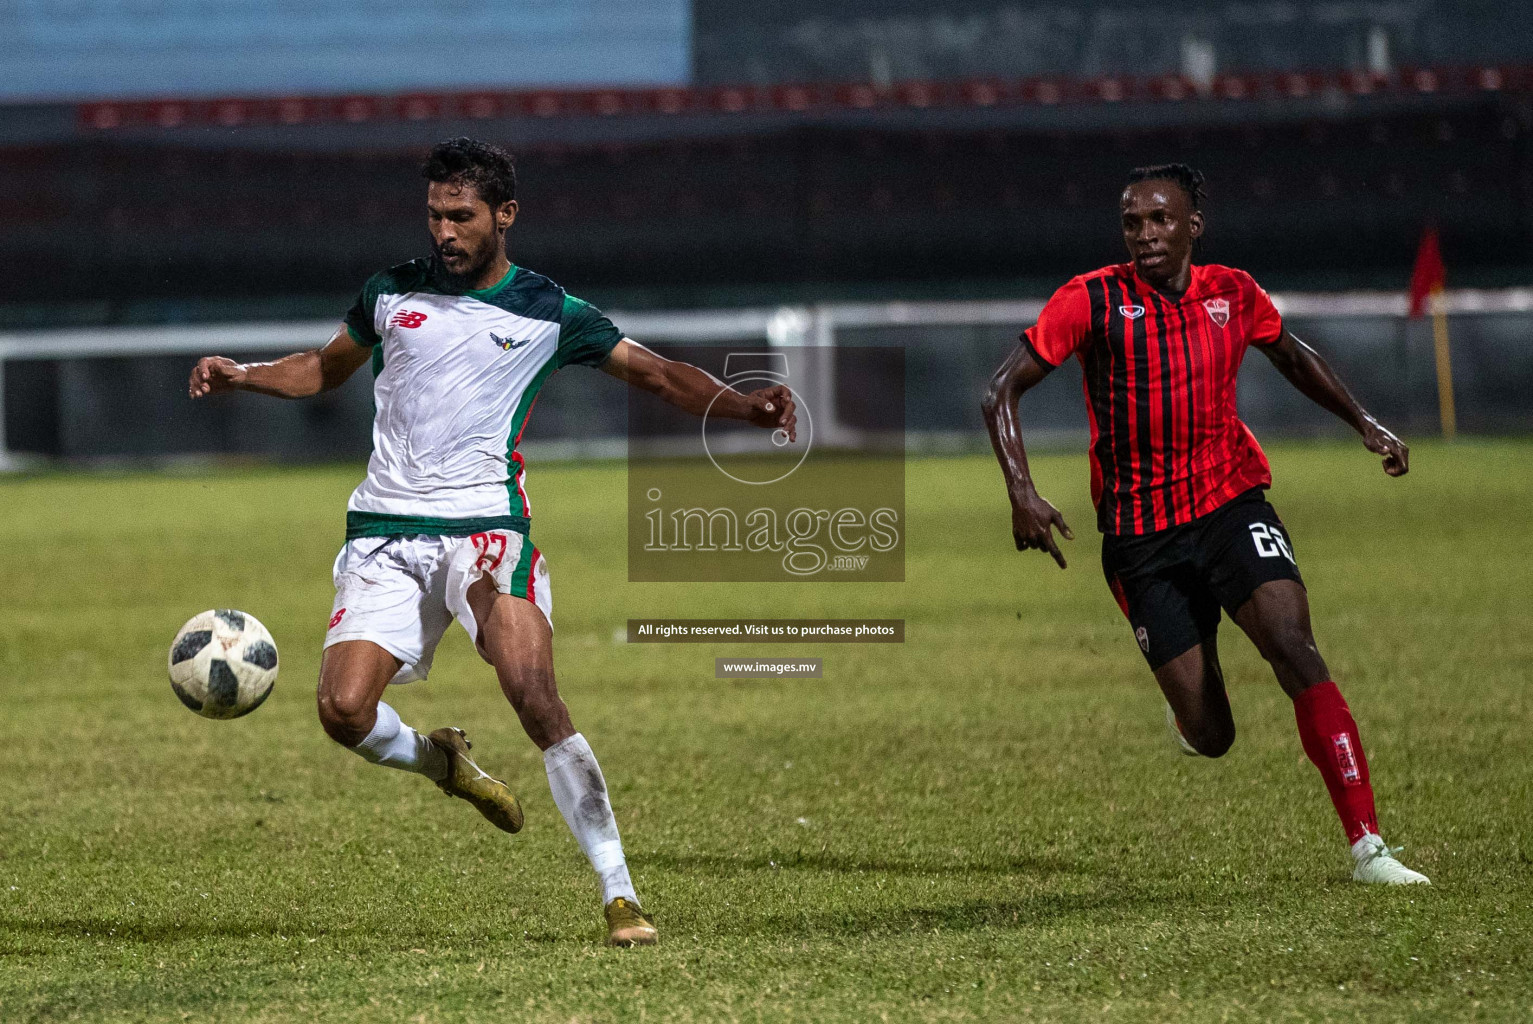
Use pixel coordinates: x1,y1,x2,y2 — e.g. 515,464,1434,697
1165,702,1202,756
1351,833,1431,885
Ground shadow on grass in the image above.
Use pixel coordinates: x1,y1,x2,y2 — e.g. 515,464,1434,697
635,848,1226,941
641,848,1083,878
707,886,1191,941
0,914,560,947
0,881,1281,958
0,892,1175,951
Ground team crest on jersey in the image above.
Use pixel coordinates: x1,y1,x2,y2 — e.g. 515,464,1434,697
1119,304,1145,319
1135,625,1150,652
1203,298,1230,328
490,331,531,352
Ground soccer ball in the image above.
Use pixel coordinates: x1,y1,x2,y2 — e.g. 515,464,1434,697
168,609,279,719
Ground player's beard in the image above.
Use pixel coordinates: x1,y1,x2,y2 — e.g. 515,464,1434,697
431,239,496,291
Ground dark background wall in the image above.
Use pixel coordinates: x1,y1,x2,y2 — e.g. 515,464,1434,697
2,96,1529,326
1,1,1530,325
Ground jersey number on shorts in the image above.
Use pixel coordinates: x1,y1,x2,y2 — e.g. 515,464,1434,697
471,532,508,572
1249,522,1295,564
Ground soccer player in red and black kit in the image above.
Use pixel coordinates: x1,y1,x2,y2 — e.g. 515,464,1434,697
982,164,1429,885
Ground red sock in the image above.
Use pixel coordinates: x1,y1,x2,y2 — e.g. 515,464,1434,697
1293,681,1379,844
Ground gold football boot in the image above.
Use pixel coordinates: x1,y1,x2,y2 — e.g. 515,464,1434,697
428,727,524,834
604,897,658,947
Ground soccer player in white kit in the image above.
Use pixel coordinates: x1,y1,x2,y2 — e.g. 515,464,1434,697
188,138,797,946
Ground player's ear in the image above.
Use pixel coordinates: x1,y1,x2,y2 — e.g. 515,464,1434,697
498,200,518,231
1188,209,1204,240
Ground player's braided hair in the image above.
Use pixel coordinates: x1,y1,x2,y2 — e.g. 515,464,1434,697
1126,163,1207,209
422,137,517,208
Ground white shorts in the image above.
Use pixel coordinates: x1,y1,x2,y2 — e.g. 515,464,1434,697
324,531,552,685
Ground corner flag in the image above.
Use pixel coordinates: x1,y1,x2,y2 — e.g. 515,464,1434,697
1409,225,1455,440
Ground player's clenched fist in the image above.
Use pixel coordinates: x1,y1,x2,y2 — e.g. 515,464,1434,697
188,356,247,398
746,384,798,442
1361,420,1409,477
1010,490,1074,569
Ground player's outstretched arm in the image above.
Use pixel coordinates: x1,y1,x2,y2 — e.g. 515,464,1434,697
981,342,1074,568
188,325,372,401
1258,329,1409,476
601,338,797,440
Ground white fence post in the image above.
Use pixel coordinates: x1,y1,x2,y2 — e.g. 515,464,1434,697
0,355,10,472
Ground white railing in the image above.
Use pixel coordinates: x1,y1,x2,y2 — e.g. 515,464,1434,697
2,287,1528,468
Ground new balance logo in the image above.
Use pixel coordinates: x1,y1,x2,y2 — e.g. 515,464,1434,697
490,332,531,352
390,310,428,329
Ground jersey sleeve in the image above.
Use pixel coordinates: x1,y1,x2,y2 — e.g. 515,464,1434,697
556,294,623,368
1247,276,1284,347
343,273,386,348
1022,276,1093,368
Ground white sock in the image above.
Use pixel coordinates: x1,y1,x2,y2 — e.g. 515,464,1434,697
352,701,449,781
543,733,638,905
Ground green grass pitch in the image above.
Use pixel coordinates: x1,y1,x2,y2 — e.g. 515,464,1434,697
1,441,1530,1022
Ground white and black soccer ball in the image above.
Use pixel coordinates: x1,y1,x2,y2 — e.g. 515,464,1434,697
168,609,278,719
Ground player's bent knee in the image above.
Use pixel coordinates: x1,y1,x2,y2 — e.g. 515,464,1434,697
1176,706,1236,757
500,671,571,743
515,684,569,730
1194,724,1235,758
315,687,378,748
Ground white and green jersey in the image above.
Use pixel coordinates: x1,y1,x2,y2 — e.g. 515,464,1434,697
341,258,621,541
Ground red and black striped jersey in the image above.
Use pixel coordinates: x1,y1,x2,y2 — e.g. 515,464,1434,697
1023,263,1284,535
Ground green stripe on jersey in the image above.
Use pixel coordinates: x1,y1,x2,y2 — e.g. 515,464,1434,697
504,359,560,515
346,511,530,540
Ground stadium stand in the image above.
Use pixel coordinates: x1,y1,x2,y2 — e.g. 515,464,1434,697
1,78,1527,317
695,1,1533,85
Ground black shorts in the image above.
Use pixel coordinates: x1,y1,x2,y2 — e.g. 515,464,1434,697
1101,488,1304,670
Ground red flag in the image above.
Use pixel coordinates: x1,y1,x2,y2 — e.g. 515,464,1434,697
1408,225,1445,318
